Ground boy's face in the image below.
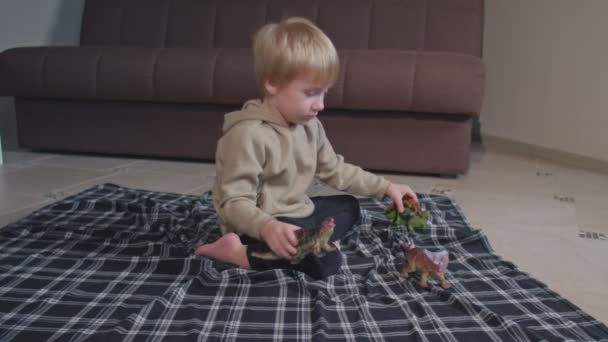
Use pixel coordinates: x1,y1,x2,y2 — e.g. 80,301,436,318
264,77,329,126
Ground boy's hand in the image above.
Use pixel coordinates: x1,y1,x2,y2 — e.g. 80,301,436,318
260,220,300,260
385,183,418,213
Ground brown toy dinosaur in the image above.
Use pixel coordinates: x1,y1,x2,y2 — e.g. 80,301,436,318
401,242,450,289
250,217,337,264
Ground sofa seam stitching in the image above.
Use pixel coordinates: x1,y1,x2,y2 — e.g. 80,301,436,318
210,49,220,99
212,0,218,48
40,49,49,94
422,0,428,50
151,49,161,99
366,0,373,49
94,48,102,98
162,0,173,48
340,53,348,107
410,51,418,109
117,6,125,45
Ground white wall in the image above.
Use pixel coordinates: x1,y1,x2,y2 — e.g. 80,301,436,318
481,0,608,162
0,0,85,147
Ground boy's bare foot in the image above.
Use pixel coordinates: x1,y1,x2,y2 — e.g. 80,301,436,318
194,233,250,269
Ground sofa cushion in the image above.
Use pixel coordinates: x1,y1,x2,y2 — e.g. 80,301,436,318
0,46,257,104
0,46,483,115
336,50,484,114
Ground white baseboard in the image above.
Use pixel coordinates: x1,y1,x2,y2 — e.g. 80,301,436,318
482,134,608,174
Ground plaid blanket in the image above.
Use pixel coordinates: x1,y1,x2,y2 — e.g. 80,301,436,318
1,183,607,342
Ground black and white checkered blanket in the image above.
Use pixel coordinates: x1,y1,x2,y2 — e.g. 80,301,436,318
1,183,607,341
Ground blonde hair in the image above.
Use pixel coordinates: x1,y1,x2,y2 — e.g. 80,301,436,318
253,17,339,95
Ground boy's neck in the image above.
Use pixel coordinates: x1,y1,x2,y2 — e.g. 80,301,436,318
261,98,291,127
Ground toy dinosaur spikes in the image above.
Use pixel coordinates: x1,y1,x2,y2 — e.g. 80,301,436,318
401,242,450,289
385,195,430,233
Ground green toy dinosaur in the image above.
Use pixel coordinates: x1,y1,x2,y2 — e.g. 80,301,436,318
385,195,429,233
250,217,337,264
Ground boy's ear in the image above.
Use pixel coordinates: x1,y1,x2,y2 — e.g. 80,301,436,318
264,80,280,96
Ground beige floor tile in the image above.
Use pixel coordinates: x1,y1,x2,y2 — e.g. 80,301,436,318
558,169,608,196
128,159,216,176
480,223,608,295
0,199,53,227
578,224,608,236
2,150,57,164
59,168,210,196
0,162,27,173
470,146,539,174
533,157,587,176
0,191,48,215
0,164,112,197
453,146,589,197
532,158,608,196
32,154,140,172
453,190,577,226
0,215,14,228
575,195,608,226
575,224,608,274
558,288,608,325
436,167,561,197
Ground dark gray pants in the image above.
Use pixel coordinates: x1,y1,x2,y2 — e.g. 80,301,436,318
242,195,361,279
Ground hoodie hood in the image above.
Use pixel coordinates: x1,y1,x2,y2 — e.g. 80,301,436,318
222,100,288,133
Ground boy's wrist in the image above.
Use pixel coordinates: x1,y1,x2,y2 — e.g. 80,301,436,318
243,212,275,240
260,219,279,242
383,182,395,196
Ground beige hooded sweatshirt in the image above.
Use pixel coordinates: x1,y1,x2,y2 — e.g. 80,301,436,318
213,100,391,239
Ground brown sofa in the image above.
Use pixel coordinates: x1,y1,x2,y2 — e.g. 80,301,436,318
0,0,484,176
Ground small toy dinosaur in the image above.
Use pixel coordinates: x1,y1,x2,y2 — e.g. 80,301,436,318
250,217,337,264
385,195,430,233
401,242,450,289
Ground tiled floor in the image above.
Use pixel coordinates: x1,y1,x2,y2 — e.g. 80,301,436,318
1,144,607,324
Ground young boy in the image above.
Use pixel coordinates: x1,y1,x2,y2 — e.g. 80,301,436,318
194,17,417,279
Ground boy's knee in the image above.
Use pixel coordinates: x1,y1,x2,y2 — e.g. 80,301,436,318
301,250,342,280
340,195,361,225
339,194,360,208
320,250,343,277
347,195,361,213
